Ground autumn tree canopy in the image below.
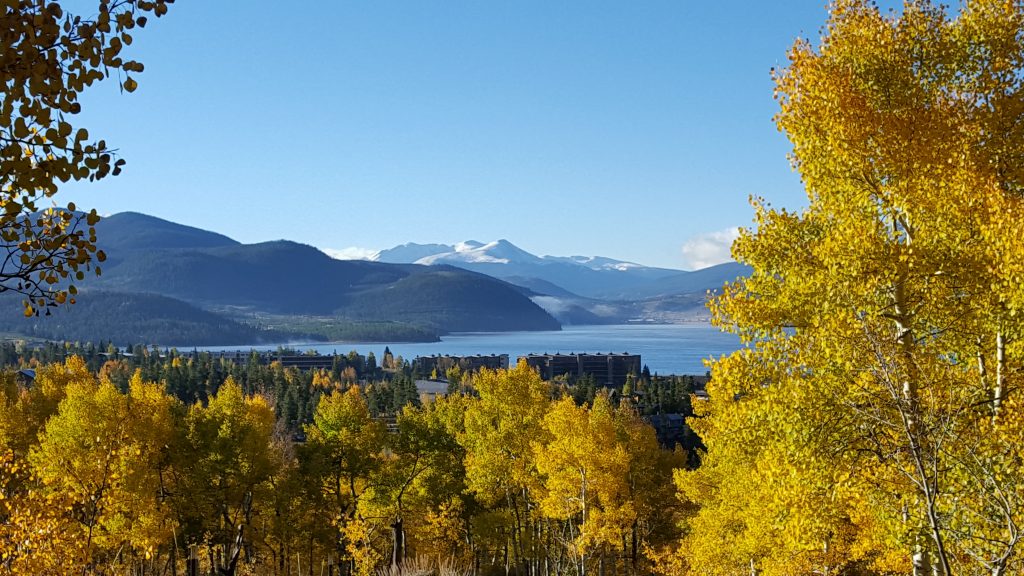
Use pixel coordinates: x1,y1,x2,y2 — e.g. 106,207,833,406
0,0,173,315
673,1,1024,575
0,355,685,576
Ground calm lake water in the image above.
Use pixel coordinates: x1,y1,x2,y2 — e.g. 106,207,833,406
198,323,741,375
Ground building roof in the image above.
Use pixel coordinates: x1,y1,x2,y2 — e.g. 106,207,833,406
414,379,449,395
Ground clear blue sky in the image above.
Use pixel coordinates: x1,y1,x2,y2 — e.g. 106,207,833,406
61,1,899,270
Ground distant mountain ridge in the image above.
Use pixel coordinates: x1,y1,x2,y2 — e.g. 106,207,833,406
95,212,239,255
417,239,541,266
373,240,660,272
5,212,753,345
6,212,562,344
363,238,747,302
374,242,456,264
542,255,649,272
90,235,559,332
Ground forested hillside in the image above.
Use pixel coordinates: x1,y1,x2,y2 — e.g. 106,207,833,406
87,223,560,334
0,215,562,344
342,268,561,332
0,292,309,346
94,211,240,253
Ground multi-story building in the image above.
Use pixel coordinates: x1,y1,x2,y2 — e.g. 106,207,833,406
518,352,641,388
413,354,510,376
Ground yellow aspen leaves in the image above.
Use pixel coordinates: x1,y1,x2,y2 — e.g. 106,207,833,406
673,2,1024,575
0,1,172,312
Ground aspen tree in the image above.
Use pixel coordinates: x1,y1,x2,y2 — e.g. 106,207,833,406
0,0,174,313
677,1,1024,574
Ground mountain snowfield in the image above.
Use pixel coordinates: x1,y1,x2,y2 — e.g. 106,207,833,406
415,240,538,266
542,255,647,272
373,239,666,273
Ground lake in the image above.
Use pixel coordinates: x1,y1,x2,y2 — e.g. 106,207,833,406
197,323,742,375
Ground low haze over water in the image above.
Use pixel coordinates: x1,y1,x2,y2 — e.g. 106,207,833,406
198,323,741,375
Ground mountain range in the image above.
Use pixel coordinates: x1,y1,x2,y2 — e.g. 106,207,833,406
378,240,656,272
0,212,750,345
366,239,750,322
373,240,687,298
0,213,561,345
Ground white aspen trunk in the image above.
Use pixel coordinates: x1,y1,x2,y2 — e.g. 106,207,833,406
822,539,830,576
994,329,1005,417
912,548,930,576
978,336,988,393
892,252,952,576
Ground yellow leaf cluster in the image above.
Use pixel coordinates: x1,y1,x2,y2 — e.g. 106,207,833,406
0,0,172,310
678,1,1024,574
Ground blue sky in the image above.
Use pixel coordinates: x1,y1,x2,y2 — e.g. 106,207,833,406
61,1,899,270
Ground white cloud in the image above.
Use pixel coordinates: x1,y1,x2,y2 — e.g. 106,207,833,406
680,227,740,270
322,246,378,261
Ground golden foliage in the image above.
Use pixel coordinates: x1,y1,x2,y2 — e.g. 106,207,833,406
0,0,172,313
676,1,1024,575
0,360,682,575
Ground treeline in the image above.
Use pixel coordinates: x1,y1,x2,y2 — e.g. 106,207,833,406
0,360,685,576
0,291,314,346
0,292,451,347
0,340,702,430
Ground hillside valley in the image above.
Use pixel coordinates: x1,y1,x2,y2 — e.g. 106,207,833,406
1,212,749,345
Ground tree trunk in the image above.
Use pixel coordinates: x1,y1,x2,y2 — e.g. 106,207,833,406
893,257,952,576
390,518,405,570
994,329,1006,416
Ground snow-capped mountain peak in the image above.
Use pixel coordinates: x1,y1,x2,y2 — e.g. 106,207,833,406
360,239,692,299
417,239,542,265
374,239,664,273
372,242,452,263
